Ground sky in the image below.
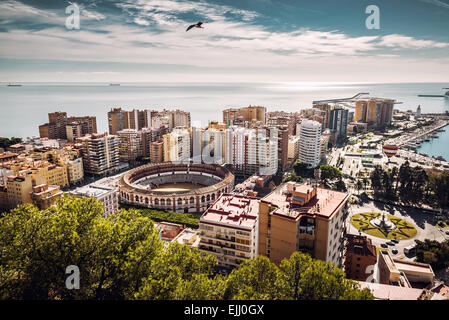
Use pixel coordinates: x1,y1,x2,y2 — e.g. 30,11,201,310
0,0,449,83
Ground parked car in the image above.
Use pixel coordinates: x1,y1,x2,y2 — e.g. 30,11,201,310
391,239,399,244
386,241,395,246
446,230,449,235
381,243,388,248
392,249,398,255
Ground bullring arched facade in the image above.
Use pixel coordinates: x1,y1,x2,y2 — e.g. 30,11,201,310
118,163,235,213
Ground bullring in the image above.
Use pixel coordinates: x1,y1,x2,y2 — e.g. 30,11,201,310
118,163,235,213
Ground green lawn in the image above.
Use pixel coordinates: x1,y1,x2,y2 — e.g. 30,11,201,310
350,212,417,240
120,204,201,229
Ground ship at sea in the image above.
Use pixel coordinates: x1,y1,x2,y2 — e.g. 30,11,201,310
418,88,449,98
109,83,120,86
6,83,22,87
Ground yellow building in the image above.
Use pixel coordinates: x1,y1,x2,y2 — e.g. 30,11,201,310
6,173,33,209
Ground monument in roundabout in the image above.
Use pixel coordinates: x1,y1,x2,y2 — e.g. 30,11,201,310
350,212,417,240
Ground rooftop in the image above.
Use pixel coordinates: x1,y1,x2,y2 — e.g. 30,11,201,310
71,185,113,198
358,281,424,300
262,182,349,220
346,234,377,257
200,193,259,231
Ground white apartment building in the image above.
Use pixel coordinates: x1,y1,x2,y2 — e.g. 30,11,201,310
76,133,120,176
192,127,225,164
225,126,278,176
71,185,118,217
298,120,322,168
199,194,260,268
287,135,300,161
163,127,191,163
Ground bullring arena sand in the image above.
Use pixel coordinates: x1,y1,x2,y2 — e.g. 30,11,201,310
151,183,203,192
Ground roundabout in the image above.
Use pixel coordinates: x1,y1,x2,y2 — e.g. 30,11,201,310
350,212,417,240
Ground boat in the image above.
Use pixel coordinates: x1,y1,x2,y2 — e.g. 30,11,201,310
7,83,22,87
418,88,449,98
109,83,120,86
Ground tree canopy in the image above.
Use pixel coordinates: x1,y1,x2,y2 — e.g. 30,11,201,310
369,161,449,209
0,196,373,300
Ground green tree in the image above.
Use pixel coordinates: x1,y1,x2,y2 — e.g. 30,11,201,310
0,136,22,149
278,252,373,300
135,242,217,300
0,196,163,300
370,165,383,192
356,180,363,195
320,165,342,186
224,256,285,300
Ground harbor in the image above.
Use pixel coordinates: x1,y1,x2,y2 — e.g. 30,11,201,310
386,117,449,168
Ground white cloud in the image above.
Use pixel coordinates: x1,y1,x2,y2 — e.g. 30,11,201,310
0,0,448,82
379,34,449,49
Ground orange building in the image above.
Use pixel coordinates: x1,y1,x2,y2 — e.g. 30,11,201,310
223,105,266,126
258,182,349,266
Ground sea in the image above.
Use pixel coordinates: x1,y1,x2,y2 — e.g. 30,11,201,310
1,81,448,156
417,124,449,162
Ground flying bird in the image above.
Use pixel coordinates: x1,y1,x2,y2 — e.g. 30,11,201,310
186,21,207,32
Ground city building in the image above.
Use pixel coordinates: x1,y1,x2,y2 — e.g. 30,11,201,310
163,127,191,163
358,282,426,300
0,152,18,163
298,120,322,168
223,105,266,126
30,184,63,210
108,108,150,134
65,122,83,142
320,135,329,161
172,228,201,247
155,222,184,241
1,157,69,188
377,249,434,288
225,126,278,177
76,133,120,176
39,112,97,140
141,127,168,158
149,140,164,163
117,129,143,163
38,148,84,185
354,98,395,127
108,108,190,134
5,173,33,210
344,234,377,281
258,182,349,266
67,116,97,136
266,112,302,136
328,106,349,142
199,193,260,268
39,112,68,140
192,127,225,164
208,121,228,130
287,136,300,162
71,185,118,217
308,104,333,128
